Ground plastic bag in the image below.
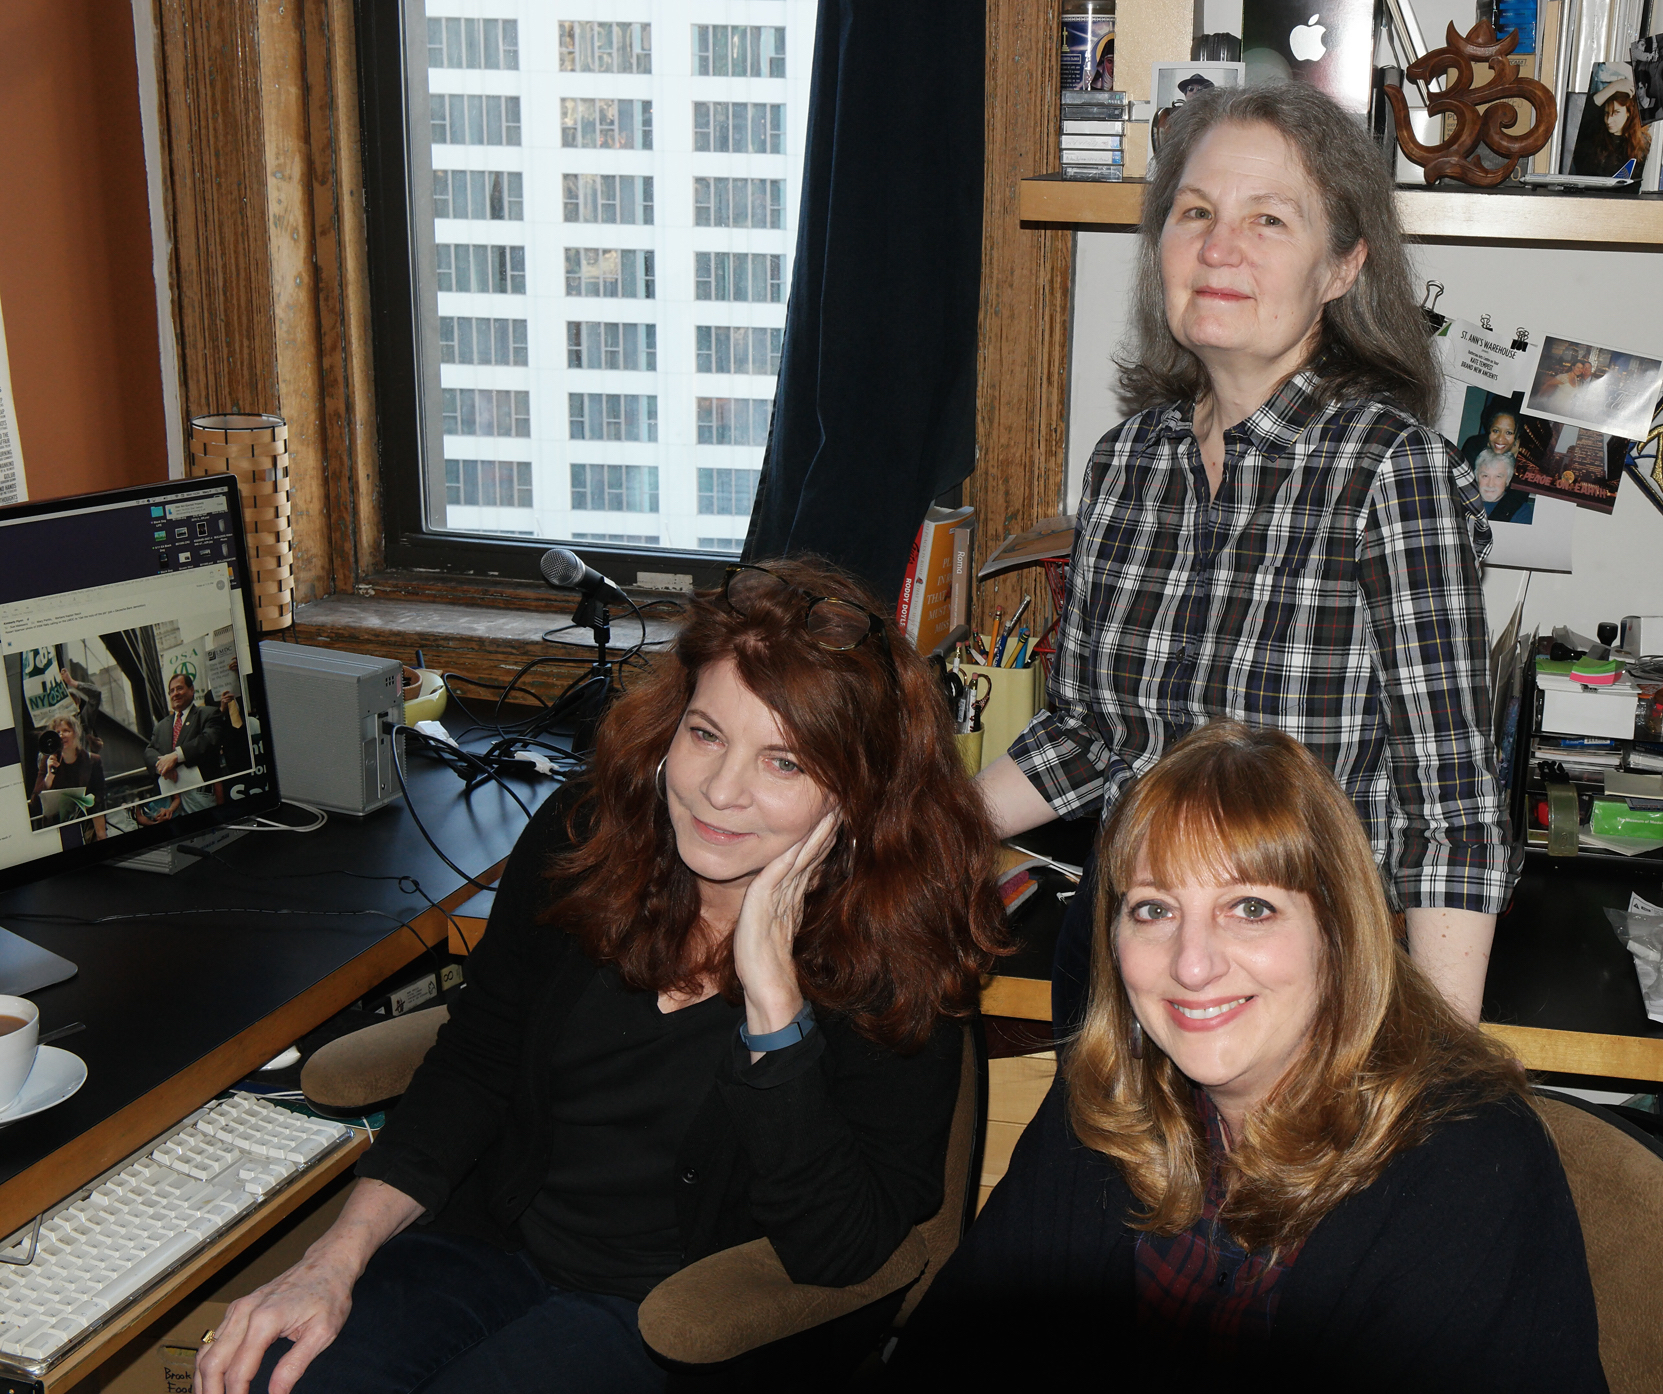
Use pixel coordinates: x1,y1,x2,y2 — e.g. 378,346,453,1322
1606,892,1663,1023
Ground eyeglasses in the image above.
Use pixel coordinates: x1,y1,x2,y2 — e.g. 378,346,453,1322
722,564,891,656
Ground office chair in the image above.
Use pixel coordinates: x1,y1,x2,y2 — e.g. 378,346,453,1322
1535,1090,1663,1394
302,1012,988,1383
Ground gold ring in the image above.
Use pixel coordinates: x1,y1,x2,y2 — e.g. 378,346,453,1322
201,1328,217,1346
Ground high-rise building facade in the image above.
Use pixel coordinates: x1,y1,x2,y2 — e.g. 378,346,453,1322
422,2,817,556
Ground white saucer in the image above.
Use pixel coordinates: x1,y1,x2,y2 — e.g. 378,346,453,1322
0,1047,87,1126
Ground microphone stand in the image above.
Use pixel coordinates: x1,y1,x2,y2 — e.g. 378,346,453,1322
555,588,623,757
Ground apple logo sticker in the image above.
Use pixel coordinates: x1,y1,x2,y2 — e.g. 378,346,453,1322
1289,13,1327,62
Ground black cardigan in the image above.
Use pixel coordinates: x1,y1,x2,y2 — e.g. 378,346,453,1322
892,1077,1608,1392
356,788,962,1288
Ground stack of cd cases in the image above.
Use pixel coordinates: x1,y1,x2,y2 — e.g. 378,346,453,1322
1060,89,1129,181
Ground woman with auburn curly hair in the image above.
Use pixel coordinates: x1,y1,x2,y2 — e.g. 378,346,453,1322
198,558,1008,1394
896,722,1605,1390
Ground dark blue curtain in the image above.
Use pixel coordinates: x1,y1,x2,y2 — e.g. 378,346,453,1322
743,0,985,606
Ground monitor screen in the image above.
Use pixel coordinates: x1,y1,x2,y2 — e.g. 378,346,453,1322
0,477,281,890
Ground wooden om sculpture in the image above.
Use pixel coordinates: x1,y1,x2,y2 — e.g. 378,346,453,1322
1385,21,1557,187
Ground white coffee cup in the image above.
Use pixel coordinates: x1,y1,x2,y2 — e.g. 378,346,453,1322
0,995,41,1111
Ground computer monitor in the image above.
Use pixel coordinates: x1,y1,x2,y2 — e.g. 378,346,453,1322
0,477,282,927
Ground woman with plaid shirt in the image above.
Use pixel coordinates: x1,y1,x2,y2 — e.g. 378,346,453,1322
978,86,1510,1024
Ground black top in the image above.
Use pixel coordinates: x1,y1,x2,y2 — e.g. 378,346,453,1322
32,750,106,812
518,968,742,1299
357,786,962,1288
893,1078,1608,1393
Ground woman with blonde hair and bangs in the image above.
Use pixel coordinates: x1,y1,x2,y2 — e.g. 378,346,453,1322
894,722,1606,1390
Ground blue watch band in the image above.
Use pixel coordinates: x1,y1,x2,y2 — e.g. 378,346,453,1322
739,1003,816,1052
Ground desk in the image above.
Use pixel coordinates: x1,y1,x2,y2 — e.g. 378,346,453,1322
0,738,556,1387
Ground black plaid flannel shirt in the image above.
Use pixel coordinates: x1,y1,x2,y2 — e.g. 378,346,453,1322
1009,370,1513,914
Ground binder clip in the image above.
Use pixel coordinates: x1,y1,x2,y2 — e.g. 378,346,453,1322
1420,281,1447,334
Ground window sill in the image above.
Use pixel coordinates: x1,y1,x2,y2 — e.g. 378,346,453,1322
293,587,680,702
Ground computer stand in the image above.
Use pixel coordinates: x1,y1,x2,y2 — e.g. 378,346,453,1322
0,926,77,997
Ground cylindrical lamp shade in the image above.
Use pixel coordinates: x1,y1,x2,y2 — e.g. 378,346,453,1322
186,414,295,632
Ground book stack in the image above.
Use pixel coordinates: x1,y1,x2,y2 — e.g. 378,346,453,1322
1060,89,1129,182
897,505,975,658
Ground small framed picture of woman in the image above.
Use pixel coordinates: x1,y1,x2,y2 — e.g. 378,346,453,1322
1569,61,1652,181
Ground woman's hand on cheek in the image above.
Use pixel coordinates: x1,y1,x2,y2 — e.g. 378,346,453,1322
733,809,840,1036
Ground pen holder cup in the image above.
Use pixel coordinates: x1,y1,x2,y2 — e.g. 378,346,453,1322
960,659,1042,772
953,730,984,777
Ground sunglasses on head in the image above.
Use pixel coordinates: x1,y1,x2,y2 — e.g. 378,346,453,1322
721,564,891,657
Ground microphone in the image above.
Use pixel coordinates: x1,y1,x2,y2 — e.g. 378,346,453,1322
539,547,630,606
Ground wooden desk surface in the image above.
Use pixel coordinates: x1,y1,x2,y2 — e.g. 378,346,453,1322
0,746,557,1242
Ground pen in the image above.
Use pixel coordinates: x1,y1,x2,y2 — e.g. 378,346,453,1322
987,608,1004,668
1008,593,1033,633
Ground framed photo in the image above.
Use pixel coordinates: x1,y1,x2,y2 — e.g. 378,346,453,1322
1624,396,1663,519
1150,62,1246,152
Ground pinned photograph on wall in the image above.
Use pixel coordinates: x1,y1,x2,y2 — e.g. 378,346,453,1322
1436,320,1526,395
1444,386,1574,571
1568,62,1652,182
1510,413,1626,514
1522,334,1663,443
1623,394,1663,519
1150,62,1244,153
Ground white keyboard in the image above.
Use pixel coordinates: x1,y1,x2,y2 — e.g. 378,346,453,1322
0,1094,354,1377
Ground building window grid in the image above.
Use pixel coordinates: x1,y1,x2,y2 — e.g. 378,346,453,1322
434,170,523,221
572,532,662,544
567,321,658,371
564,248,655,299
695,326,782,375
570,463,661,513
559,21,652,74
441,388,531,438
429,94,522,147
692,102,784,154
436,244,526,295
445,458,533,507
693,177,783,230
560,98,653,150
428,17,519,69
695,398,773,447
568,392,659,442
692,25,786,77
693,252,782,304
697,467,761,516
439,317,529,366
563,174,654,226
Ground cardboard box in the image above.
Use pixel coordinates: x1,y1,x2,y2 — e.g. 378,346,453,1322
81,1302,226,1394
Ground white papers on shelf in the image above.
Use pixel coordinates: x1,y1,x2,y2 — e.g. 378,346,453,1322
1538,671,1643,740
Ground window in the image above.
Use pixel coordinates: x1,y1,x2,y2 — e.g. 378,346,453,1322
567,322,657,371
562,174,654,225
692,25,786,77
429,94,522,146
693,252,782,303
560,98,653,150
564,247,655,299
693,178,782,229
570,463,660,512
434,170,523,221
363,4,811,574
697,468,761,515
439,317,529,365
569,393,658,441
442,388,531,437
696,398,772,446
695,326,782,375
436,244,526,294
693,103,784,154
445,459,534,506
559,21,652,73
428,17,519,69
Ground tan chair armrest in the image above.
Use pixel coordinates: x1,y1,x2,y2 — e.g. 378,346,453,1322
301,1007,450,1112
638,1229,929,1366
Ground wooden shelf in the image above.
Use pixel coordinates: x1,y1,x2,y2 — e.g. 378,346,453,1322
1018,174,1663,245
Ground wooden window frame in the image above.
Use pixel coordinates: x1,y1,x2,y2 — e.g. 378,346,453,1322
147,0,1067,651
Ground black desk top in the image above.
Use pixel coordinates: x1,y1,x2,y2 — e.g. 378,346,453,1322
0,737,560,1214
